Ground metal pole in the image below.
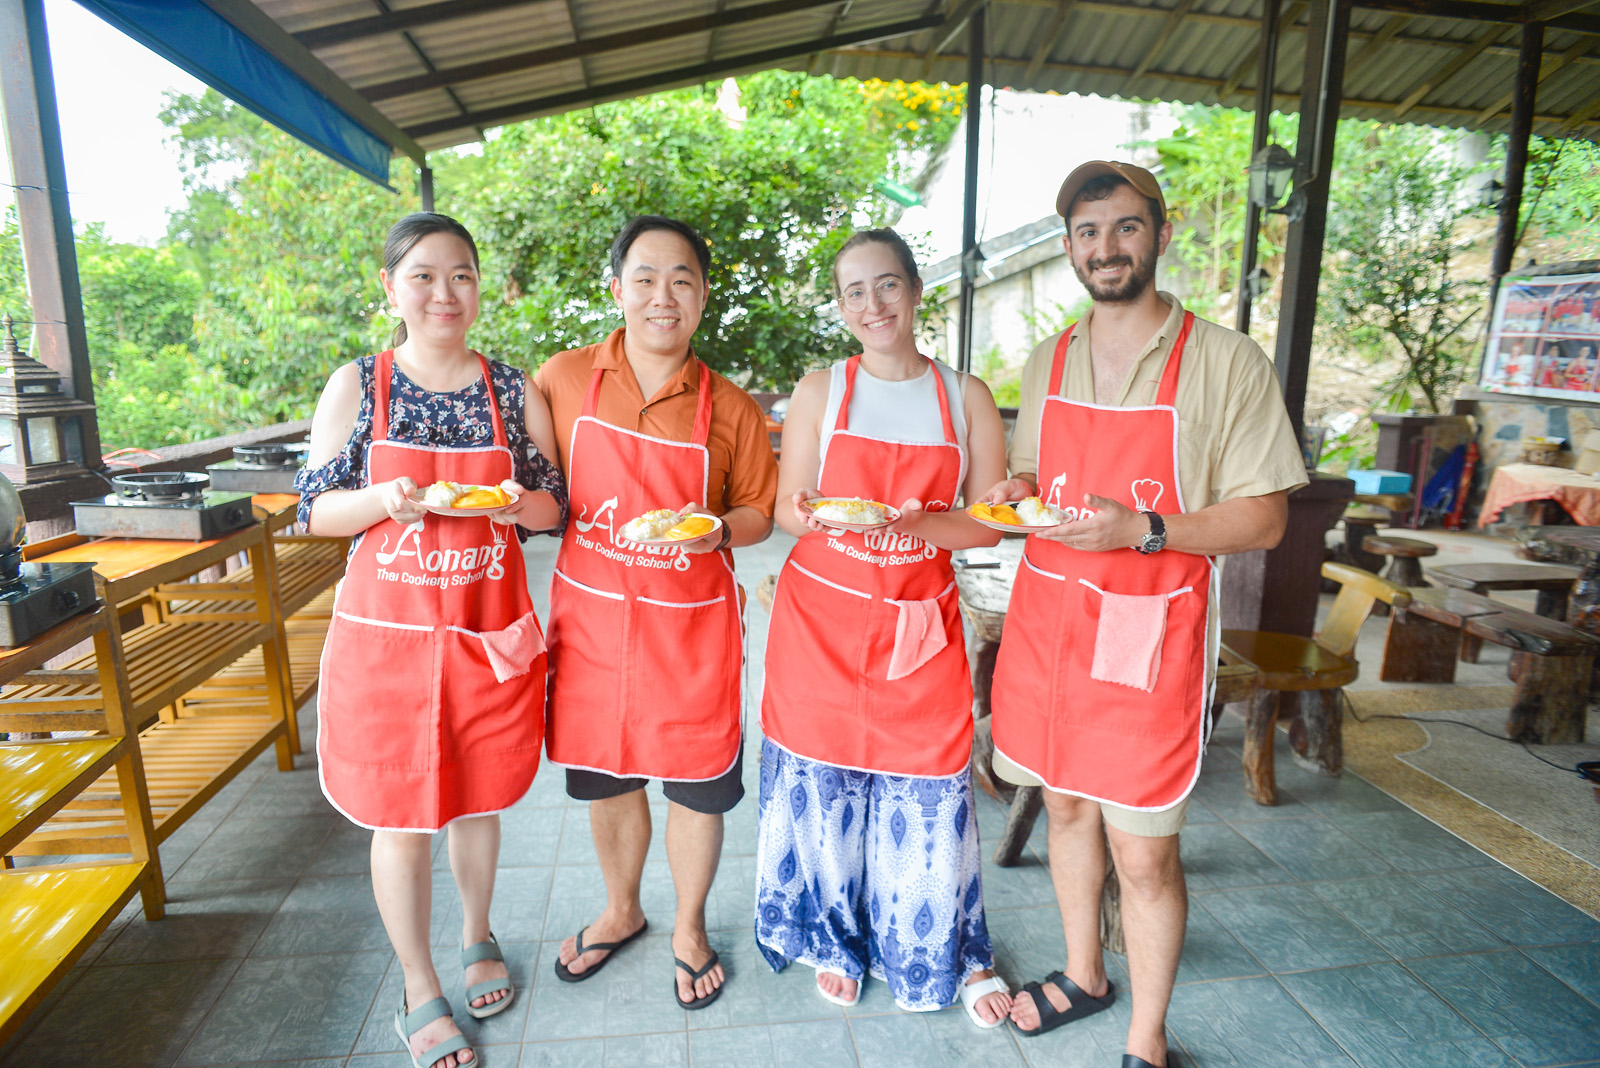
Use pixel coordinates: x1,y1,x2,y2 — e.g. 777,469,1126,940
1235,0,1281,337
420,164,435,213
956,6,984,374
1490,23,1543,281
1271,0,1350,440
0,0,98,464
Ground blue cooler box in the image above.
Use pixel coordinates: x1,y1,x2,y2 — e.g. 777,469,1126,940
1350,469,1412,495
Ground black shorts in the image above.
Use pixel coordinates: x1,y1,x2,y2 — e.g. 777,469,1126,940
564,745,745,815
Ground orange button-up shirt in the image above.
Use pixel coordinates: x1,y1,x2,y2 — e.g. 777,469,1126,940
534,327,778,517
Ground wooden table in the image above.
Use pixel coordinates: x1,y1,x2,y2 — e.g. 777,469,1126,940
1427,562,1581,621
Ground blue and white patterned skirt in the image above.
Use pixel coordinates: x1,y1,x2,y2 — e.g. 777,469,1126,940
753,738,994,1011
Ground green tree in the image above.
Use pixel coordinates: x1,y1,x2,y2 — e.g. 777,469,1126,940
1317,122,1486,413
453,71,963,390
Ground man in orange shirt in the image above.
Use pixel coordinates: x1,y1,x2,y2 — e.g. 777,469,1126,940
534,215,777,1009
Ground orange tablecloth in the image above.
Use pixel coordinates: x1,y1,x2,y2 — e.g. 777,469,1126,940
1479,462,1600,526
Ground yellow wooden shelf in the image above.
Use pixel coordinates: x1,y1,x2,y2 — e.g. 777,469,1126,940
0,738,124,855
7,712,284,856
0,862,147,1045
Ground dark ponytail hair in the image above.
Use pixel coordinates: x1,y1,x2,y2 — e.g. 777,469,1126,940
383,212,480,346
832,228,921,294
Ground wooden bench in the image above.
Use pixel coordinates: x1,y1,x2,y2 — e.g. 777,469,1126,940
5,524,297,859
0,605,165,1045
1381,585,1594,744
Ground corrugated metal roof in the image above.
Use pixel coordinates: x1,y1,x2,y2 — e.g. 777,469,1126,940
231,0,1598,153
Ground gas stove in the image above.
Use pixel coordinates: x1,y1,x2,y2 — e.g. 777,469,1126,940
205,441,308,494
70,472,257,541
0,547,98,648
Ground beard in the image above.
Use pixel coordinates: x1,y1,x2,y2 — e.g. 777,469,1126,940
1074,247,1158,304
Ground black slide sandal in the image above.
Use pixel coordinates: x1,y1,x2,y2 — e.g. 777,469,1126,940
1013,971,1116,1037
552,920,649,983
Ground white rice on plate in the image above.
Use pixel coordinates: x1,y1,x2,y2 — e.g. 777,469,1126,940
1016,497,1067,526
810,498,887,524
621,509,682,542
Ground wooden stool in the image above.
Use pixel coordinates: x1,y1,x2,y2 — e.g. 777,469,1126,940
1427,562,1579,621
1222,562,1409,805
1361,535,1438,588
1340,505,1391,572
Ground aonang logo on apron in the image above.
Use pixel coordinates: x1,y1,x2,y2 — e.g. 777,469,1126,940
373,518,510,587
1042,476,1166,522
573,495,693,573
823,527,939,567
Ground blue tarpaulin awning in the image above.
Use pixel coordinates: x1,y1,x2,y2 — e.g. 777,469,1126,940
72,0,396,187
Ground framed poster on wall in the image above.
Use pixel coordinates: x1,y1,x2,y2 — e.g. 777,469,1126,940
1479,271,1600,399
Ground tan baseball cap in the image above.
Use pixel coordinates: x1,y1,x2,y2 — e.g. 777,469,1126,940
1055,160,1166,220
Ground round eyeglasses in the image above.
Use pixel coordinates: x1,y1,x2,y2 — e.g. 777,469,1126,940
840,277,909,313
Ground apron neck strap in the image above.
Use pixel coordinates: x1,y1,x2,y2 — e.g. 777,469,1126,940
582,357,715,447
1155,311,1196,409
373,349,506,446
1048,325,1076,398
1047,311,1196,407
835,354,958,444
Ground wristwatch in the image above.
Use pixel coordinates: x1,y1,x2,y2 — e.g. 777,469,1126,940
714,520,734,551
1137,511,1167,555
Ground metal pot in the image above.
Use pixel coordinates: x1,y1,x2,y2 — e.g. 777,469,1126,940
111,471,210,502
233,443,303,467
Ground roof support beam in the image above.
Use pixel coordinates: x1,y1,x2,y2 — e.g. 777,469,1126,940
295,0,536,49
1393,22,1507,118
1492,22,1542,279
923,0,987,78
1127,0,1195,82
1523,0,1598,22
1023,0,1078,84
361,0,843,101
1347,0,1600,34
845,47,1599,130
1236,0,1282,337
1476,36,1591,123
403,13,944,139
197,0,427,164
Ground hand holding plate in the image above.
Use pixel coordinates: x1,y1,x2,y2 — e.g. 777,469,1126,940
980,478,1032,506
792,488,831,533
383,477,426,524
1039,493,1140,551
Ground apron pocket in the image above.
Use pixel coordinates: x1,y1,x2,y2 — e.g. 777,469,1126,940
440,625,544,762
625,592,740,727
1079,580,1192,693
451,611,546,683
548,570,626,708
772,563,872,717
320,613,438,770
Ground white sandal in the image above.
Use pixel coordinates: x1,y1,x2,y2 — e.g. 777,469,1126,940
959,974,1011,1029
814,966,862,1007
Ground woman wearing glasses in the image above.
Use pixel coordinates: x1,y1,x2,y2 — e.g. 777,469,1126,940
754,229,1013,1028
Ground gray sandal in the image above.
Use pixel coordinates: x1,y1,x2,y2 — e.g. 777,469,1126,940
394,995,472,1068
462,933,515,1019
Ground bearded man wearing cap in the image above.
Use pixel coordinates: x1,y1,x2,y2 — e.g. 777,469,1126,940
980,161,1307,1066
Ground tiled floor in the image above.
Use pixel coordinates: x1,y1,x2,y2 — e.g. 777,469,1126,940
4,533,1599,1068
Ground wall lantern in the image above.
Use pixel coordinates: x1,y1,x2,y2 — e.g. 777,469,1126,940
1247,144,1306,223
0,314,95,484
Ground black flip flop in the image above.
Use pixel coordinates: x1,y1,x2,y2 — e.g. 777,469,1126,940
1123,1054,1181,1068
673,950,723,1010
1012,971,1116,1037
552,920,649,983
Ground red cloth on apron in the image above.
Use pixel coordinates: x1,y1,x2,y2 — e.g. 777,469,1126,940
545,360,743,781
992,314,1213,810
763,355,972,778
318,350,546,831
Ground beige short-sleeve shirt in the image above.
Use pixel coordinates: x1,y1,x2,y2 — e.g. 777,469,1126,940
1008,293,1308,508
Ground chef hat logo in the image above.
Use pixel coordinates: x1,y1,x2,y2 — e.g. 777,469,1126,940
1131,479,1164,512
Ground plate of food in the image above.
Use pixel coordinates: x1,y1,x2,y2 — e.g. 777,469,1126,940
619,509,724,547
410,481,520,517
799,496,901,532
967,497,1068,533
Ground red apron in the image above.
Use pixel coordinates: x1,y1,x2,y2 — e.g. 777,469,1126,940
318,350,546,831
762,355,971,778
992,314,1214,810
545,359,743,781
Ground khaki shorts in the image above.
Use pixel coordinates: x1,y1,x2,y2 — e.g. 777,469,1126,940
992,750,1189,837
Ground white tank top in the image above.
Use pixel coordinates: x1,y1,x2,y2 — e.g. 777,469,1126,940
819,356,969,492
